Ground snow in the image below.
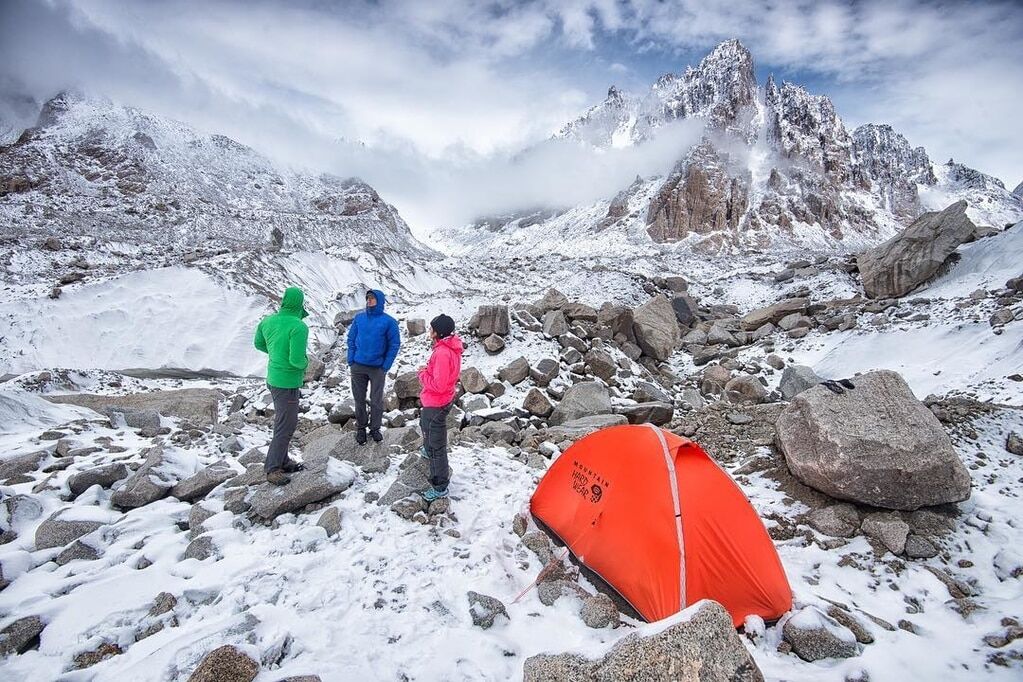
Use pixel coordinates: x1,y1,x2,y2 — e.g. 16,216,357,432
0,390,100,436
923,221,1023,297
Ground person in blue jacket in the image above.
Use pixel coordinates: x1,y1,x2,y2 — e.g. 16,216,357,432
347,289,401,444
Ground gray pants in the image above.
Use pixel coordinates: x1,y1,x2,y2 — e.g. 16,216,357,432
420,403,452,490
267,385,300,473
351,363,385,432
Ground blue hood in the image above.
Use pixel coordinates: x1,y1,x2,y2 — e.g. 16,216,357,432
366,289,387,316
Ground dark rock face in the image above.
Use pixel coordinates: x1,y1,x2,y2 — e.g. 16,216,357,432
776,370,971,510
857,200,977,298
523,600,763,681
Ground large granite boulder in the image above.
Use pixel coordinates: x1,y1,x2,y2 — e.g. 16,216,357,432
857,200,977,298
549,382,612,426
245,453,356,520
110,446,179,509
169,462,237,502
35,509,106,550
740,298,809,331
776,370,971,510
47,388,221,425
68,463,131,498
473,305,511,337
544,414,628,441
631,295,680,361
523,600,762,681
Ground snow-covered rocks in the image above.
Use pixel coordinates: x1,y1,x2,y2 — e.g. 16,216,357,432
67,462,130,498
47,388,222,426
467,591,509,630
523,600,762,681
0,615,45,657
245,456,356,521
34,508,106,550
110,445,177,509
776,370,971,510
631,294,680,361
857,200,978,299
782,606,859,661
169,462,237,502
579,593,619,629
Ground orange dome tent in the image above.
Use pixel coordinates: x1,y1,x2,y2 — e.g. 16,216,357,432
530,423,791,626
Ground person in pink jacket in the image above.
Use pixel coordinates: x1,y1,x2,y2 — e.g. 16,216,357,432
417,314,463,501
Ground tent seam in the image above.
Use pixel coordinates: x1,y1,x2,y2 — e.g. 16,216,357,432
644,423,686,611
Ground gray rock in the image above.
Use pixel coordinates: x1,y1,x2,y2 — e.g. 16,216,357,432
499,357,530,385
48,388,221,425
111,446,177,509
523,600,762,681
329,431,395,474
460,367,489,394
616,402,674,426
825,606,874,644
378,454,451,506
483,334,505,354
779,364,823,400
724,375,768,404
545,414,628,441
245,454,356,520
1006,432,1023,456
0,615,45,656
858,201,977,298
327,401,356,426
536,288,569,313
55,539,100,565
632,295,680,361
170,463,237,502
549,382,612,426
474,305,511,337
2,494,44,532
537,580,584,607
782,606,858,661
583,349,617,382
765,354,785,370
861,512,910,555
35,510,104,550
701,364,732,396
0,450,47,479
394,372,422,400
467,591,509,629
68,463,131,498
530,358,560,387
106,408,161,435
187,644,259,682
707,324,738,347
391,496,426,520
741,298,809,331
563,302,598,322
183,536,218,561
904,534,939,559
219,436,243,453
776,370,971,510
632,381,671,404
188,503,217,539
406,318,427,336
580,593,619,629
521,530,554,564
542,310,570,338
807,504,860,538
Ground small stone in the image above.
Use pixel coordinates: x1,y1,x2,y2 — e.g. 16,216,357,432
580,593,619,628
316,507,342,537
467,591,509,629
187,645,260,682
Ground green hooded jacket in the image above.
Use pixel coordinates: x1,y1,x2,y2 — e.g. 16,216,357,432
254,287,310,389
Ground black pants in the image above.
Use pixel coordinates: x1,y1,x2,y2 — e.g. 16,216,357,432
351,363,385,432
267,385,300,473
420,403,452,491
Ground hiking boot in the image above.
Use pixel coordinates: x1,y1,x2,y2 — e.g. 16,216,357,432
418,446,431,461
266,469,291,486
355,428,367,445
370,429,383,443
282,459,305,474
422,487,448,502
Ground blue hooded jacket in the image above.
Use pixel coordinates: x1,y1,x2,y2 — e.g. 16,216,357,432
347,288,401,370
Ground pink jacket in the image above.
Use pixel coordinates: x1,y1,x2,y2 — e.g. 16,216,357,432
419,335,464,408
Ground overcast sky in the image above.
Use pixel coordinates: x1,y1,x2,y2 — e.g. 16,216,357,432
1,0,1020,232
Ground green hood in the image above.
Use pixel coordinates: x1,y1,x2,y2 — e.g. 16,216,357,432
280,286,308,318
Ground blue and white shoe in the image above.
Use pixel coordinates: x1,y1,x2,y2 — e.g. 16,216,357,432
422,487,448,502
418,446,431,461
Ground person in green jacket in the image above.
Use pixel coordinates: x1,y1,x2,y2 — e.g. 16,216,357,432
254,286,310,485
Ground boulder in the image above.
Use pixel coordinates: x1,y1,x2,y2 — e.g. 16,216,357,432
861,512,910,555
580,593,619,629
68,463,131,498
467,591,509,629
549,383,612,426
523,389,554,418
111,446,177,509
807,504,859,538
35,510,104,550
378,453,452,506
394,372,422,400
776,370,971,510
723,376,768,404
460,367,489,394
483,334,505,354
0,615,45,656
530,359,559,387
183,536,218,561
2,494,44,533
671,293,699,327
563,302,598,322
317,507,343,536
545,414,628,441
632,380,671,404
542,310,569,338
474,305,511,337
700,365,732,396
740,298,809,331
536,288,569,313
1006,432,1023,456
327,401,356,426
406,318,426,336
170,463,237,502
779,365,822,400
583,349,617,382
782,606,858,661
48,388,221,425
246,454,356,520
523,600,762,681
498,357,530,385
187,645,259,682
857,200,977,298
0,450,47,480
598,304,635,343
631,295,680,361
55,539,100,565
616,402,674,426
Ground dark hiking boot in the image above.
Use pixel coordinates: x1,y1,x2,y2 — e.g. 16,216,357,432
370,429,383,443
266,469,291,486
282,459,305,473
356,428,367,445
